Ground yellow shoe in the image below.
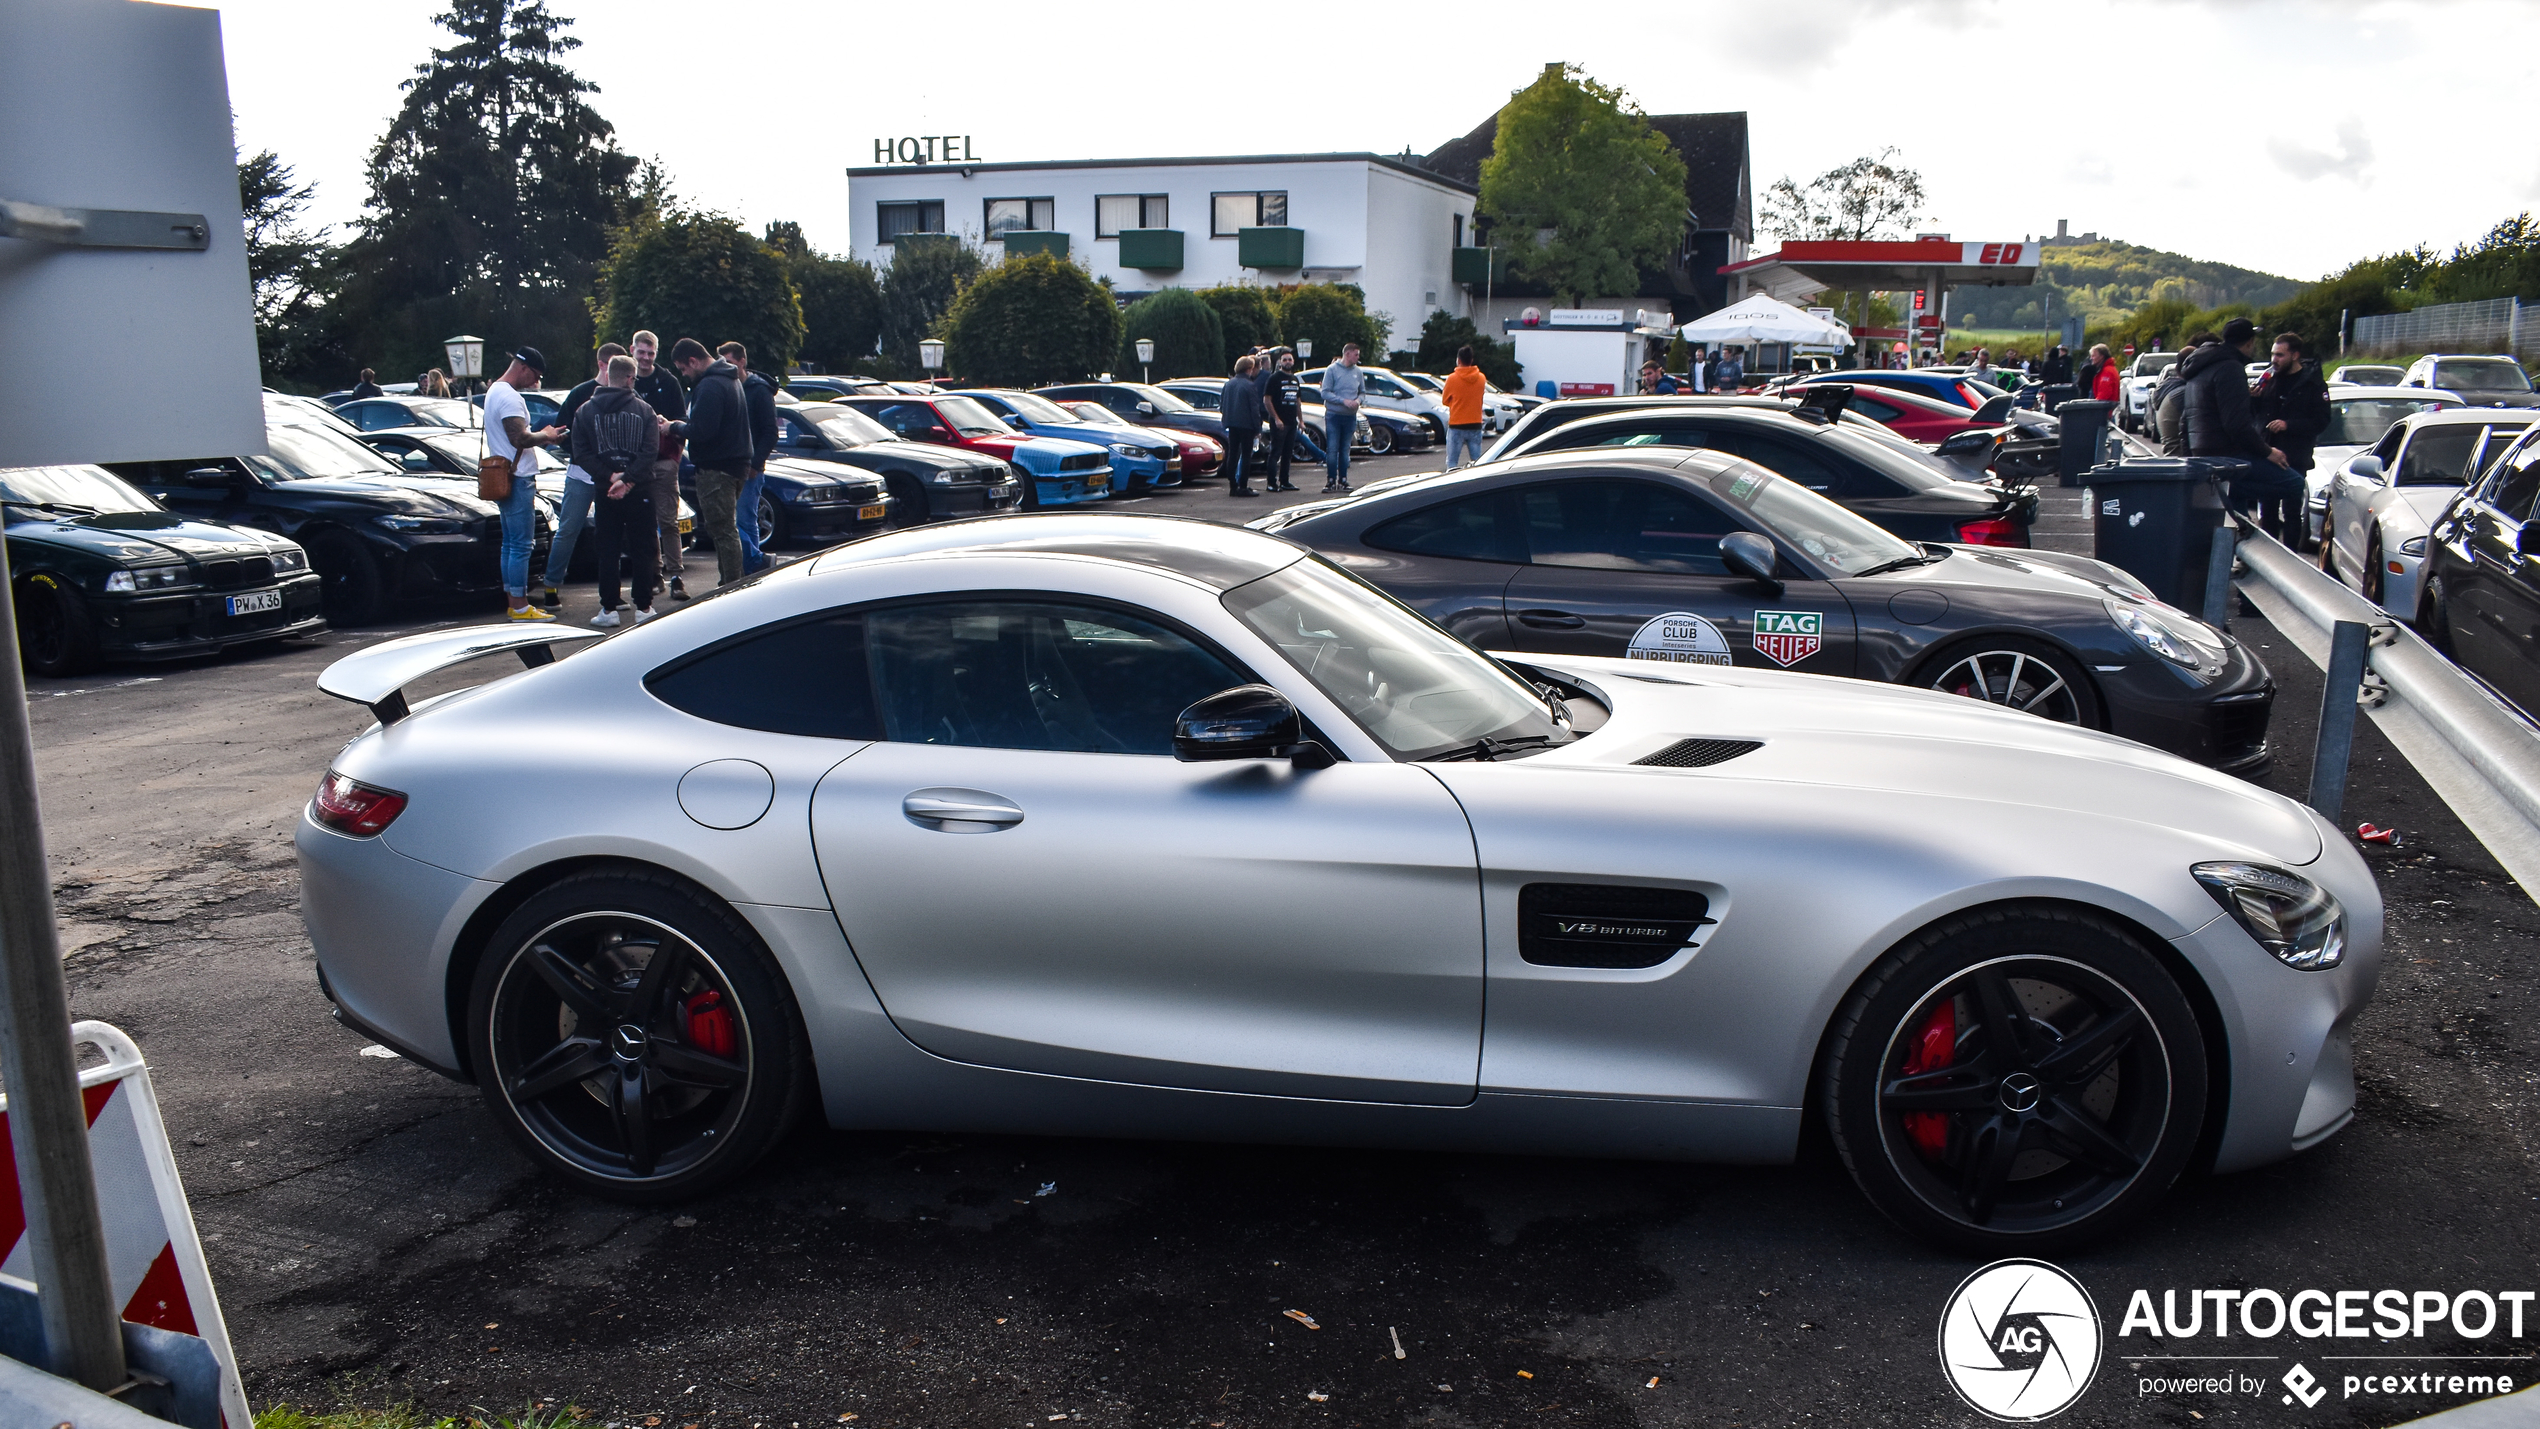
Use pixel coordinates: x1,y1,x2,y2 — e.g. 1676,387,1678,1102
507,603,557,622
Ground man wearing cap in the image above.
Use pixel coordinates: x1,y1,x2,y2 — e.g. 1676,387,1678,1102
2179,316,2295,539
484,346,565,621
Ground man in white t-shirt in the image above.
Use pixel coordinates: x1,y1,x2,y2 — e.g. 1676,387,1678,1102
483,347,566,621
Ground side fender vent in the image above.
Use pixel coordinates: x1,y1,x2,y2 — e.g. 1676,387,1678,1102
1519,883,1716,968
1635,738,1763,769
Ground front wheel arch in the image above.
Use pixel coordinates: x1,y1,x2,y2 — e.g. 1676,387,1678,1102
1903,630,2107,732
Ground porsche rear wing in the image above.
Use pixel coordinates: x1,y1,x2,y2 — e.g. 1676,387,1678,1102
317,623,601,725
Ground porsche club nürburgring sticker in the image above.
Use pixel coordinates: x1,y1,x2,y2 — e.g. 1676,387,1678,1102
1626,611,1733,665
1752,610,1823,666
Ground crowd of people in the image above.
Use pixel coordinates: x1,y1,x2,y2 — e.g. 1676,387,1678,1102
1216,340,1371,495
457,329,780,626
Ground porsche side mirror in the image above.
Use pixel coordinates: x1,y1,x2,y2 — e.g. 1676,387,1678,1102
2349,455,2386,481
181,465,238,489
1720,531,1784,595
1174,684,1333,768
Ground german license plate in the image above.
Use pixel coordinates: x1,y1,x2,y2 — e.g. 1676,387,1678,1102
858,503,887,521
226,590,282,616
1086,474,1109,492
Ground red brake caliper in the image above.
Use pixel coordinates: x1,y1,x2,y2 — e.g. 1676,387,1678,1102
683,989,736,1058
1900,999,1957,1158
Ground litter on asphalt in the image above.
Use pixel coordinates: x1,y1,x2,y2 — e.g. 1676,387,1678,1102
1284,1309,1320,1329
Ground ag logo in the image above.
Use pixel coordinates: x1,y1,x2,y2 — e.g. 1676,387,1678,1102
1625,611,1732,666
1752,610,1823,667
2283,1363,2326,1408
1938,1259,2101,1421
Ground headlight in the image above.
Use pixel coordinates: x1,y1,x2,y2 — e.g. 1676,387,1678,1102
2192,862,2346,970
373,514,466,533
2399,535,2426,557
270,547,309,573
104,564,188,593
2104,595,2227,679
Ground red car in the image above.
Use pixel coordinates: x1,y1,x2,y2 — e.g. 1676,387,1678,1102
1785,380,1994,445
835,393,1113,513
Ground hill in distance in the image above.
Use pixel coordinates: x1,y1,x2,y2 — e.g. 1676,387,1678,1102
1947,238,2303,330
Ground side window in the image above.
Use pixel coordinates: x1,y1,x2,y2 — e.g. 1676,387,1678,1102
1519,479,1743,576
866,402,930,437
2396,426,2483,487
1722,434,1857,496
2372,426,2406,465
1854,396,1904,422
2488,442,2540,522
646,613,880,739
1365,491,1523,563
865,600,1248,755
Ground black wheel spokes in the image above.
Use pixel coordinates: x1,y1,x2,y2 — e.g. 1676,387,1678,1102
509,1036,609,1104
1879,1063,1999,1113
527,941,612,1022
2035,1005,2141,1087
650,1040,746,1091
1958,1113,2026,1224
611,1063,656,1178
2036,1094,2143,1178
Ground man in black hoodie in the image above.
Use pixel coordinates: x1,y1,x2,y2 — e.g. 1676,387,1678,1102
2181,317,2295,539
674,339,753,585
633,332,691,599
569,355,661,624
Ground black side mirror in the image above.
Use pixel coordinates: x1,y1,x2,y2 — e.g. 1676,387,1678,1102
2518,521,2540,558
1174,684,1332,768
1720,531,1784,595
181,465,237,489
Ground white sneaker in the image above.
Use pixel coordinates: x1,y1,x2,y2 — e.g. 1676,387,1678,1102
590,609,622,628
633,607,656,623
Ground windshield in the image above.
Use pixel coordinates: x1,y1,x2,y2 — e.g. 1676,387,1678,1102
395,399,477,428
1223,556,1564,760
1067,402,1133,427
1703,459,1920,574
2326,398,2452,446
1124,384,1195,413
816,409,896,445
1813,423,1956,491
2133,354,2180,377
931,395,1016,436
995,391,1082,425
0,464,163,515
255,422,405,480
1400,372,1443,392
2435,360,2534,394
421,433,482,466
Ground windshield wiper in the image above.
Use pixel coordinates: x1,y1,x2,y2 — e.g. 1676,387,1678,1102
1423,734,1567,763
2,499,99,516
1853,545,1949,577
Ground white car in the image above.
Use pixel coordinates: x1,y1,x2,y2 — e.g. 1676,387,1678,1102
2399,354,2540,410
1395,369,1522,432
2117,352,2181,433
1300,365,1452,443
2299,387,2464,549
2330,364,2405,388
2322,407,2533,618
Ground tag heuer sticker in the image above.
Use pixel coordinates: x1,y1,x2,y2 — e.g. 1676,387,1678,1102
1752,610,1823,667
1626,612,1733,665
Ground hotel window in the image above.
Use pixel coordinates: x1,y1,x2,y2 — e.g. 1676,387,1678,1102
877,201,945,243
1096,194,1171,238
1211,191,1289,237
984,197,1056,238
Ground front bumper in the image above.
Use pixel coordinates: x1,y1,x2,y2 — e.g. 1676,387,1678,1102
1026,464,1114,506
786,492,894,540
94,574,326,658
393,519,550,596
932,477,1023,516
2100,639,2276,772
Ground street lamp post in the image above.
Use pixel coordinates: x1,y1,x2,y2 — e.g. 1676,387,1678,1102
1294,337,1312,364
1135,338,1155,385
444,334,483,400
918,338,945,385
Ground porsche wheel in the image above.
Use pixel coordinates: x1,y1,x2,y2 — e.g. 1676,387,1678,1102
15,574,99,677
1366,422,1396,456
1820,905,2208,1253
468,872,809,1202
1917,637,2097,727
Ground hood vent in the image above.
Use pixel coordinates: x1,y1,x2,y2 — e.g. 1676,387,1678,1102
1635,738,1763,769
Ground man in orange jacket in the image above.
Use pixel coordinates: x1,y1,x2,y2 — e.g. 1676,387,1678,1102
1442,346,1489,469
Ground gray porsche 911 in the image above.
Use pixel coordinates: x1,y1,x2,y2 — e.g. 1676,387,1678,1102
297,513,2373,1253
1254,449,2275,772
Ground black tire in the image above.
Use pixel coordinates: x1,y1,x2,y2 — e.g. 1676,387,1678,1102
1293,426,1322,461
1914,635,2100,729
306,529,387,625
1367,422,1396,456
466,871,810,1202
1819,904,2208,1254
2363,530,2386,606
14,573,99,677
2421,573,2456,650
755,494,783,549
1013,462,1042,512
886,473,930,528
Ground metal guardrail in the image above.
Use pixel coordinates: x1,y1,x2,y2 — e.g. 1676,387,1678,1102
2351,297,2533,360
2234,524,2540,833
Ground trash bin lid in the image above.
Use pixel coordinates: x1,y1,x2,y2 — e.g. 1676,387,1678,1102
2087,456,2223,482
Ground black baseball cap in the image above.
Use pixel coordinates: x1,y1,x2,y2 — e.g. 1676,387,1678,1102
512,346,548,377
2220,318,2258,346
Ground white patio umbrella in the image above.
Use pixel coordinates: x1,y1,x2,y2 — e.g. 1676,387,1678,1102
1678,295,1851,347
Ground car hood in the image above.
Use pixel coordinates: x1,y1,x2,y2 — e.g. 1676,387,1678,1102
2440,390,2540,408
1013,435,1110,460
1028,421,1155,449
832,440,981,471
6,511,295,561
2382,486,2468,525
1521,653,2322,863
284,473,500,517
1844,543,2130,601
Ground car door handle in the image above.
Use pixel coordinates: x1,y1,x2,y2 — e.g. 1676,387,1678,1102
902,789,1025,832
1515,608,1586,629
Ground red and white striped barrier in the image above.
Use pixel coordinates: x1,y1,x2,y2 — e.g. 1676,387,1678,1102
0,1021,248,1427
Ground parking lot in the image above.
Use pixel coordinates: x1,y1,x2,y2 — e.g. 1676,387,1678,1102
18,446,2538,1428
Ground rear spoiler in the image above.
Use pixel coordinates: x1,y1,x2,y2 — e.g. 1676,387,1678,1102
317,623,601,725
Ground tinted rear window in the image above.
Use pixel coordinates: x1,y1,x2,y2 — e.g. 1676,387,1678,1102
647,613,881,739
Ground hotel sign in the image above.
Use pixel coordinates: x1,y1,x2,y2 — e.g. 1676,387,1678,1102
874,135,979,165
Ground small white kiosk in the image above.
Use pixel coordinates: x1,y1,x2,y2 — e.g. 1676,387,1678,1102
1503,308,1679,399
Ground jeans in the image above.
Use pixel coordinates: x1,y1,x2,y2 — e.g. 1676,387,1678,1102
694,462,748,585
648,458,684,578
1281,414,1325,466
545,474,595,586
1325,407,1355,486
497,468,541,598
2229,462,2304,543
737,469,768,573
1445,424,1486,469
592,488,657,610
1266,415,1297,489
1224,427,1259,492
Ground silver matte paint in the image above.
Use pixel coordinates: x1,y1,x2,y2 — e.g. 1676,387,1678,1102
295,514,2380,1176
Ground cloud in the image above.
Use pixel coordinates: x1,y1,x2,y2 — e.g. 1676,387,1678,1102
2267,118,2375,183
2064,153,2116,185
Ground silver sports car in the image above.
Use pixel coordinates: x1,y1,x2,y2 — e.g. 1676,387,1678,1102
296,514,2380,1253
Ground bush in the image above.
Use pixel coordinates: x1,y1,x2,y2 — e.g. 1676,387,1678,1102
1411,311,1521,389
942,253,1122,387
1198,285,1280,368
1118,288,1225,380
591,210,803,374
791,252,883,372
1277,283,1384,368
879,236,983,371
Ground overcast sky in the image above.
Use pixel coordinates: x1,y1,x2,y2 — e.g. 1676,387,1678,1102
208,0,2539,284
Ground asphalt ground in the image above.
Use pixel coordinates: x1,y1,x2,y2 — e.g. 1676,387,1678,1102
19,450,2540,1428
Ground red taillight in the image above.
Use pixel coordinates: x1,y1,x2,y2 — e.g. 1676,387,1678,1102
1956,516,2025,547
312,771,407,837
1901,999,1957,1159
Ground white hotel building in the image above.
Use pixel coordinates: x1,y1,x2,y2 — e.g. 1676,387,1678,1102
843,152,1484,343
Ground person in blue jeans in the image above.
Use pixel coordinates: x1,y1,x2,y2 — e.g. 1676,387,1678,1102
735,347,779,574
1320,342,1365,491
537,343,624,605
481,347,564,621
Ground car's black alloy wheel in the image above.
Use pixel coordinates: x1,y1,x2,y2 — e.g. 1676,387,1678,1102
886,473,929,528
14,574,98,677
756,495,782,548
468,872,808,1201
1366,423,1395,456
1917,636,2097,727
1821,905,2207,1253
306,529,386,625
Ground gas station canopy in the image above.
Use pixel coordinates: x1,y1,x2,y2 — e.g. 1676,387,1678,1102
1718,239,2042,303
